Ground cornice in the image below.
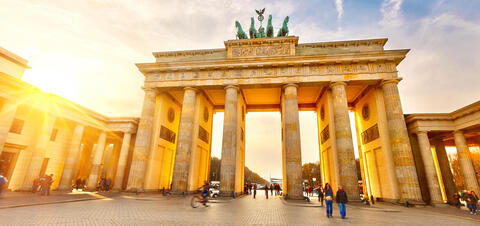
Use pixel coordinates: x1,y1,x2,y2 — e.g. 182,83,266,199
0,46,30,69
137,49,409,74
297,38,388,49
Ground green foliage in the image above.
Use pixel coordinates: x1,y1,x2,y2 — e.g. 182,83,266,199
302,162,321,186
244,166,269,185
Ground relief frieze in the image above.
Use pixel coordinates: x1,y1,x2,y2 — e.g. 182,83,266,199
231,44,291,57
146,62,396,82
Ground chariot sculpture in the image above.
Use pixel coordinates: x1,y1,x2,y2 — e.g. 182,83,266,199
235,8,290,40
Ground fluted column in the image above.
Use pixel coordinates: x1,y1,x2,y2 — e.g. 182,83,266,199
87,131,107,189
329,82,359,200
281,83,303,199
454,130,480,194
0,100,17,155
113,132,132,190
416,131,443,204
126,88,157,191
21,116,57,190
171,87,197,193
220,85,239,196
381,79,422,202
433,137,457,204
59,125,85,190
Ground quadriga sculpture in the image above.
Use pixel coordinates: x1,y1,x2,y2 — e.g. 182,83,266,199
235,21,248,39
266,15,274,38
277,16,289,37
249,17,260,39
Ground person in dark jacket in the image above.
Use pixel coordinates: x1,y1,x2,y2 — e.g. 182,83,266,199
324,183,333,217
467,191,479,215
253,184,257,199
265,184,269,199
453,192,461,209
318,187,324,206
336,186,348,219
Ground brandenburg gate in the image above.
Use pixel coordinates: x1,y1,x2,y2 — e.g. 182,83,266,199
128,35,425,202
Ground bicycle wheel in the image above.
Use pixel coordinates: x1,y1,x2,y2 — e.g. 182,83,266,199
191,196,200,208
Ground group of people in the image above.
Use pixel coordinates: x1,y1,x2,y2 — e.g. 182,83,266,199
317,183,348,219
244,183,282,199
97,177,112,192
32,174,54,196
453,190,479,215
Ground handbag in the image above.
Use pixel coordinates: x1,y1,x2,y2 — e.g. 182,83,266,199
326,195,333,201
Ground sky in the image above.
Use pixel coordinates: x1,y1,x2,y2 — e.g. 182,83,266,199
1,0,479,179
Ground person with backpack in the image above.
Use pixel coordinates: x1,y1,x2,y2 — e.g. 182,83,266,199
336,185,348,219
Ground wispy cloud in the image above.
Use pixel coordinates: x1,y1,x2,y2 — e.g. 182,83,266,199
380,0,403,26
334,0,343,28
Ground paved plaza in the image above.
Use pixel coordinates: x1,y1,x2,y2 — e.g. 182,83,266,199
0,192,479,225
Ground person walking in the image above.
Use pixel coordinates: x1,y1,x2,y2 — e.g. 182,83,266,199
453,192,461,209
45,174,54,196
32,177,40,193
324,183,333,218
336,185,348,219
105,178,111,192
270,184,274,196
253,184,257,199
265,184,269,199
0,174,7,198
467,191,479,215
318,187,324,207
248,183,252,195
40,175,48,196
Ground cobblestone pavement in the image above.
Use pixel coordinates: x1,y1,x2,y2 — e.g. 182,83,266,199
0,192,479,225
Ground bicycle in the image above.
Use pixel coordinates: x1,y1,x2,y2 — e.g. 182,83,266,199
191,188,210,208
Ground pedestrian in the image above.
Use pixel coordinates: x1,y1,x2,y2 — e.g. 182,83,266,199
336,185,348,219
270,184,274,196
265,184,269,199
453,192,461,209
370,194,375,205
75,178,82,191
244,183,248,194
46,174,54,196
40,175,48,196
253,184,257,199
248,183,252,195
467,191,478,215
32,177,40,193
324,183,333,218
98,178,105,191
105,178,111,191
318,187,324,206
0,174,8,198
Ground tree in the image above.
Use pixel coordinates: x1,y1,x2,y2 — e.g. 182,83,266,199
449,148,480,190
209,157,221,181
302,162,321,186
244,166,269,185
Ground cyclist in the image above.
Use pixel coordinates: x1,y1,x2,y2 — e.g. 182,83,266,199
201,181,210,207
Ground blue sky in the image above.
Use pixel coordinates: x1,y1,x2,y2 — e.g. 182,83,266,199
1,0,479,179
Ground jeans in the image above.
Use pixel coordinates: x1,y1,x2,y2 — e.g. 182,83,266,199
326,200,333,216
339,203,346,217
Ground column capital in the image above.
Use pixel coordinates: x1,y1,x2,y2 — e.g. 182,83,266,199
329,81,347,89
184,86,199,92
282,83,298,90
141,87,158,94
453,130,464,135
417,130,429,136
224,85,239,91
380,78,402,87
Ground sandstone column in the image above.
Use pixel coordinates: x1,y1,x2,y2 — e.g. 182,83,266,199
454,130,480,194
21,116,56,190
381,79,422,202
87,131,107,189
113,132,132,190
281,84,304,199
416,131,443,204
0,100,17,155
59,125,85,190
433,137,457,204
329,82,359,200
220,85,239,196
126,88,157,191
171,87,197,193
